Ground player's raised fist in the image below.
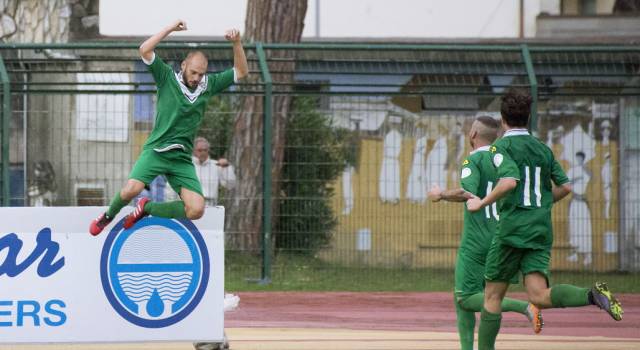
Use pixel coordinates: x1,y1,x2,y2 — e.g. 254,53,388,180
171,20,187,32
224,29,241,43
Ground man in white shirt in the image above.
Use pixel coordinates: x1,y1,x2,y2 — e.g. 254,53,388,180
190,137,237,350
166,136,236,206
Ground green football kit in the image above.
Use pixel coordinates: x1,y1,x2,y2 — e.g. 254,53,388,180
105,52,235,220
129,53,235,196
483,129,569,283
477,128,607,350
454,145,531,350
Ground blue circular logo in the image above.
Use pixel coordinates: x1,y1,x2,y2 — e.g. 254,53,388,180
100,217,209,328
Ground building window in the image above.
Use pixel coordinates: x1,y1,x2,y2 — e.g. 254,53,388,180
580,0,597,15
562,0,599,15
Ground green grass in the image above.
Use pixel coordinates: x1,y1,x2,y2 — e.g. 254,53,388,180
225,252,640,293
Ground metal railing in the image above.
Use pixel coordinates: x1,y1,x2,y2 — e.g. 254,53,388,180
1,42,639,285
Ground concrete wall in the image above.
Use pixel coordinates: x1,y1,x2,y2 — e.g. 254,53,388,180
537,15,640,38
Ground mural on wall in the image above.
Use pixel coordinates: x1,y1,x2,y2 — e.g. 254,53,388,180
425,135,449,191
323,97,619,271
566,149,594,266
551,124,596,266
342,166,355,215
542,100,620,270
405,126,428,204
448,121,466,186
378,117,403,204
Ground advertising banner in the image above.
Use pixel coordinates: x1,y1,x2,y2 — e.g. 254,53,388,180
0,207,224,343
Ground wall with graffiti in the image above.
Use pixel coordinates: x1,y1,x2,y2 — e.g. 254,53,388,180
320,97,620,271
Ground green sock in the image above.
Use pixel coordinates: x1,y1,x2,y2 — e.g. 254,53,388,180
501,297,528,315
144,201,187,219
478,307,501,350
106,193,129,218
551,284,590,308
455,299,476,350
459,293,528,315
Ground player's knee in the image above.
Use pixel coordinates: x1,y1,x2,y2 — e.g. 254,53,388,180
527,289,547,306
185,205,205,220
485,292,502,303
121,183,143,200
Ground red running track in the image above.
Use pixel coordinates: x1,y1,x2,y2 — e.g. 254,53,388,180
226,292,640,339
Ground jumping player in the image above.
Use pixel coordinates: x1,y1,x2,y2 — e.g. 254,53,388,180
89,19,248,235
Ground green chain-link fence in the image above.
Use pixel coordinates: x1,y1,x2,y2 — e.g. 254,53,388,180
1,42,639,290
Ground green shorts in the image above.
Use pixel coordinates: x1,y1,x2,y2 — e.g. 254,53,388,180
129,149,203,196
454,250,519,301
484,239,550,286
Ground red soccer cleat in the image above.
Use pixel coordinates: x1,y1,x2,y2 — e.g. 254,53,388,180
123,197,150,229
89,212,113,236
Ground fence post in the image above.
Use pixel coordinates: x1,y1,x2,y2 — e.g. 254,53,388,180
521,44,538,136
0,55,10,207
256,42,273,283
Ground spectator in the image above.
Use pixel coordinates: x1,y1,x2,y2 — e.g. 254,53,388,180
166,137,236,206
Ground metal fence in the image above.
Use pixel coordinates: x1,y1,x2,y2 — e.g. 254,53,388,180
1,42,639,289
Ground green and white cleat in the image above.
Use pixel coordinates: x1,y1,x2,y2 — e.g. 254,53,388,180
591,282,623,321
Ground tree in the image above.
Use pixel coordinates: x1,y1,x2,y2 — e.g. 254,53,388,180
226,0,308,250
275,97,351,255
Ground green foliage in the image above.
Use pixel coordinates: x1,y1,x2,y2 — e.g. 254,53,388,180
336,127,360,169
199,95,236,159
275,97,352,254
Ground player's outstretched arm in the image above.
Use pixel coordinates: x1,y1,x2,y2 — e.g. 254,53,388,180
139,20,187,62
552,183,572,202
428,185,475,203
467,178,516,212
224,29,249,80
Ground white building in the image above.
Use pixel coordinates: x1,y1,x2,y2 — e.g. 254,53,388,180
100,0,623,39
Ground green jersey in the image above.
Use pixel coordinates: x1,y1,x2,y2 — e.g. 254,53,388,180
490,129,570,249
143,53,235,154
459,146,499,261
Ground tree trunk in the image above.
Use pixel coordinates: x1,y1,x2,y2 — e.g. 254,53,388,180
226,0,307,251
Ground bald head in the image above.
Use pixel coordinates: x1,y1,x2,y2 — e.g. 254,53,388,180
185,51,208,64
181,51,208,89
469,116,499,148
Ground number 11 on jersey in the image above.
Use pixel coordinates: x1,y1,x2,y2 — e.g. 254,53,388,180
524,166,542,207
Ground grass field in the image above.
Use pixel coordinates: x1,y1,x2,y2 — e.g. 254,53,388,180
225,252,640,293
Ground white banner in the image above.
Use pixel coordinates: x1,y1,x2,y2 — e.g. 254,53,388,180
0,207,224,343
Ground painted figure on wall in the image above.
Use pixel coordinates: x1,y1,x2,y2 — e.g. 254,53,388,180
602,152,613,219
379,117,402,203
406,127,428,204
425,135,448,190
567,151,593,266
342,165,355,214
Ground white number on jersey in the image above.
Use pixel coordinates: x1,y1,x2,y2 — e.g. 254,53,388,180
485,181,500,220
523,166,542,207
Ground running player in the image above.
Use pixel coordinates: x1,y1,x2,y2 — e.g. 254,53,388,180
89,19,248,235
466,89,623,350
428,116,542,350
